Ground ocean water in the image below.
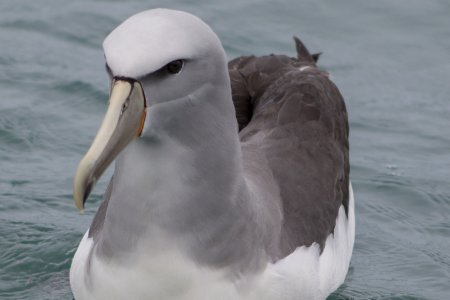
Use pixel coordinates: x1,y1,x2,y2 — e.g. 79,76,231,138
0,0,449,299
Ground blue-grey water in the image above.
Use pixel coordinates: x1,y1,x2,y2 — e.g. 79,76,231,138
1,0,449,299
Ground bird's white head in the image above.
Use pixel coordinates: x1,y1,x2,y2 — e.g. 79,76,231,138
104,9,226,79
73,9,233,211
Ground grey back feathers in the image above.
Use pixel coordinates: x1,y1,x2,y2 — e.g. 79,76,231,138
293,36,321,63
230,37,349,255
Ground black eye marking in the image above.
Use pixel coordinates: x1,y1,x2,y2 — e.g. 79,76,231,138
166,60,184,74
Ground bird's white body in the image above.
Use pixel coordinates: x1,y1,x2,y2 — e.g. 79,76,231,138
70,184,354,300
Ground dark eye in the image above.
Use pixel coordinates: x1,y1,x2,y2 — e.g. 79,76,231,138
166,60,184,74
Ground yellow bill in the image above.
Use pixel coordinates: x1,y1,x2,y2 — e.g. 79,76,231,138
73,79,147,211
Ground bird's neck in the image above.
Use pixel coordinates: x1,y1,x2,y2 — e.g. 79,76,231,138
97,83,267,273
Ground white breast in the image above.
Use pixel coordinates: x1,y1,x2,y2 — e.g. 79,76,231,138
70,183,354,300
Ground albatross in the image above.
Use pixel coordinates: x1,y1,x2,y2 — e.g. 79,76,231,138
70,8,354,300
